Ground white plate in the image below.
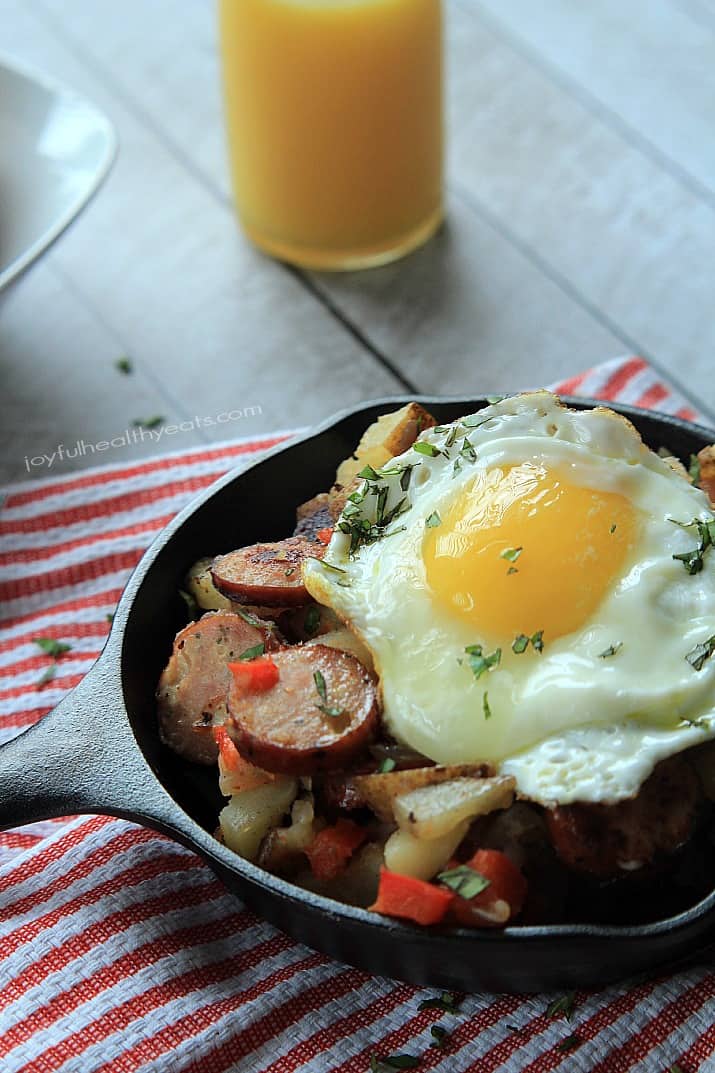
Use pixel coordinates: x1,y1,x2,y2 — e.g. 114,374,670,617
0,55,116,291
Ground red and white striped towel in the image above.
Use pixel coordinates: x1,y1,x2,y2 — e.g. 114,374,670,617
1,357,714,1073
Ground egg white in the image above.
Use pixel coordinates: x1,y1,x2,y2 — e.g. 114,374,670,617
304,393,715,804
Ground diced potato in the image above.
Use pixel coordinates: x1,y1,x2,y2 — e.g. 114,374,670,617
393,776,515,840
219,777,298,861
384,821,469,880
306,627,375,675
697,445,715,504
330,402,437,518
296,841,385,907
258,795,322,873
186,557,234,611
351,764,492,822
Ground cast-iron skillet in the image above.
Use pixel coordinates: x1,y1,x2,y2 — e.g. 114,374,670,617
2,395,715,994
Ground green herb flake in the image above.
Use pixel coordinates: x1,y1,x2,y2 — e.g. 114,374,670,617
486,394,506,405
610,523,617,534
358,464,382,481
131,415,165,430
483,691,492,719
437,864,490,899
460,440,477,463
106,612,115,625
425,511,441,529
598,642,623,659
686,636,715,671
461,414,489,429
464,644,501,680
556,1033,582,1053
236,608,263,628
304,605,321,637
531,630,544,653
378,757,397,774
671,516,715,574
689,454,701,484
512,634,529,654
417,992,462,1013
500,546,523,564
237,642,265,661
370,1055,420,1070
400,465,414,491
33,637,72,658
452,458,462,478
546,992,576,1020
37,664,57,687
115,356,133,375
313,669,344,718
413,441,442,458
429,1024,449,1049
507,565,518,575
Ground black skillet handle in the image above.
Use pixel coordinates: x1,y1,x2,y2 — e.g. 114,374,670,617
0,658,178,835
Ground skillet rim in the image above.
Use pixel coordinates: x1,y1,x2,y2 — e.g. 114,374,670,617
114,393,715,951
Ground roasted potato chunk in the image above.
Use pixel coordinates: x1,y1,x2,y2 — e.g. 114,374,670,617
393,775,516,840
351,763,492,822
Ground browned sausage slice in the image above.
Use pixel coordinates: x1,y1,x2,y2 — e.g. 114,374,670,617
157,610,275,764
227,644,378,775
545,756,700,878
211,537,324,607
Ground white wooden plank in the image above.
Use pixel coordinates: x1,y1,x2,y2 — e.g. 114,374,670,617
465,0,715,201
1,0,403,482
1,264,190,485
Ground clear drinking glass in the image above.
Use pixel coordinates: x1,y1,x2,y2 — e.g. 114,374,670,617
219,0,444,270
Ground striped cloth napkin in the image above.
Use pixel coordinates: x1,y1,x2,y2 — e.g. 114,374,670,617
1,356,714,1073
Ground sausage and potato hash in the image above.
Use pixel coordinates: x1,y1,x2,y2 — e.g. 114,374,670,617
157,402,715,929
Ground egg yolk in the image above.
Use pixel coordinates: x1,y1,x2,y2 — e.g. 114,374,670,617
423,463,638,642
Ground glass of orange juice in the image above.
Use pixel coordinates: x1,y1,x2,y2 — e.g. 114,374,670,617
219,0,443,270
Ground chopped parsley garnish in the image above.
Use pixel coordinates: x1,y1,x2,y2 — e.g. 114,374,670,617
106,612,115,625
33,637,71,658
546,992,576,1019
284,567,295,577
610,523,617,534
237,642,265,661
512,631,544,654
507,565,518,575
685,636,715,671
689,454,701,484
358,464,382,481
460,439,477,463
131,415,164,430
313,669,344,717
483,692,492,719
486,394,506,405
369,1055,420,1071
400,465,414,491
37,664,57,687
598,642,623,659
444,425,459,449
464,644,501,680
378,757,396,773
437,864,490,899
461,414,489,429
452,458,462,477
115,356,133,375
425,511,441,528
417,992,462,1013
413,441,442,458
304,605,321,637
500,546,522,564
236,608,265,628
556,1034,582,1053
429,1025,449,1049
671,516,715,574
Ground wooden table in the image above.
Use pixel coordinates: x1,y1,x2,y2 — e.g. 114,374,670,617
2,0,714,485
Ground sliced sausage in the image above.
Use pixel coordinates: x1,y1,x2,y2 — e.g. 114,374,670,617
697,445,715,505
545,756,700,878
211,537,324,607
294,492,334,542
157,610,276,764
227,644,379,775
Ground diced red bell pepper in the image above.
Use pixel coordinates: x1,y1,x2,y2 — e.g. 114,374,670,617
316,527,334,546
369,868,454,926
212,725,274,793
228,656,279,693
450,849,527,928
213,724,241,770
306,819,367,881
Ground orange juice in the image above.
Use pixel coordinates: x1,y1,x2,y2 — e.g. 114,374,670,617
219,0,443,269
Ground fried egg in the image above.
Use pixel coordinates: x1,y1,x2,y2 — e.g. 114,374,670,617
304,393,715,805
